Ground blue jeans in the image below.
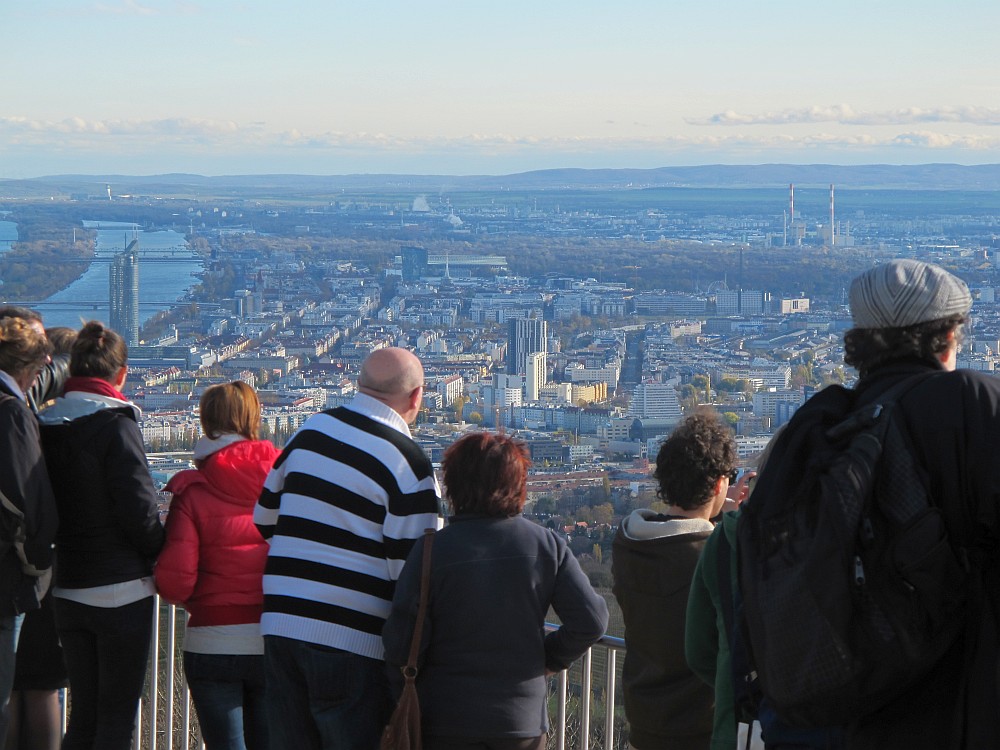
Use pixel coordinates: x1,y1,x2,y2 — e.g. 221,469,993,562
263,636,390,750
0,614,24,746
184,651,268,750
53,596,154,750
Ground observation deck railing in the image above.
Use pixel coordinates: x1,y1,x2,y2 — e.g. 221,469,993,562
57,599,627,750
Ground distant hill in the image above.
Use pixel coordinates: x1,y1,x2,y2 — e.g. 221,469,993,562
3,163,1000,198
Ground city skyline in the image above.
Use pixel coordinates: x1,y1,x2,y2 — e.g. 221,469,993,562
5,1,1000,177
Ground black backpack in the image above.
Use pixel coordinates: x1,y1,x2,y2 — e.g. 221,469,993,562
736,373,969,728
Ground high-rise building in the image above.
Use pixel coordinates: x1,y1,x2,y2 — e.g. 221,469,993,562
716,289,771,316
525,351,547,401
400,246,428,282
110,239,140,347
627,383,683,424
507,318,547,375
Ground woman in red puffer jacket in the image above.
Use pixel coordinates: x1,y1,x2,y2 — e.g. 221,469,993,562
155,381,279,750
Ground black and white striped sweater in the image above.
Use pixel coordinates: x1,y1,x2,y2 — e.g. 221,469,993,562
254,393,441,660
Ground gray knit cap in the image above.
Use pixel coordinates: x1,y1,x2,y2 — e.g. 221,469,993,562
849,259,971,329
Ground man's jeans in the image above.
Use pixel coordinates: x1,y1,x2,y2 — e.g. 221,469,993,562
264,636,390,750
0,614,24,746
184,651,268,750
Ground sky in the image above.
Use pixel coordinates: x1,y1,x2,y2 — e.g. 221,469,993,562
4,0,1000,177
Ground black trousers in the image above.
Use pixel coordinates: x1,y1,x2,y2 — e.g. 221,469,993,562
53,596,154,750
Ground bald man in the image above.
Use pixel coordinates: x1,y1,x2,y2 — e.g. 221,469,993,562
255,347,441,750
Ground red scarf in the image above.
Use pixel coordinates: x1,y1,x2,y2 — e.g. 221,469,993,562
64,376,127,402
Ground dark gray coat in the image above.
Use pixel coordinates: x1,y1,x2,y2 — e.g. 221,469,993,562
382,514,608,739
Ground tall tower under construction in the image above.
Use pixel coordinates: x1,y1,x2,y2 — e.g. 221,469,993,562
110,239,140,347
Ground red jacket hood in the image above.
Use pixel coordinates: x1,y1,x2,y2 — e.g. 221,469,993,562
166,439,279,508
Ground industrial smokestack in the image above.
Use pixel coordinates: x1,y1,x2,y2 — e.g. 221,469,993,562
830,184,836,247
789,184,795,245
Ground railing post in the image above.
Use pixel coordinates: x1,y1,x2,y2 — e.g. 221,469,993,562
605,649,616,750
181,608,191,750
580,649,592,750
133,699,142,750
556,669,568,750
182,686,191,750
165,603,176,750
149,595,160,750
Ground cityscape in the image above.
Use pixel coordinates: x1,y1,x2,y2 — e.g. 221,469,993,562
3,167,1000,748
7,2,1000,748
4,168,1000,594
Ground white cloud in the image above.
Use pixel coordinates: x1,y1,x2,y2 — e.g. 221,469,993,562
3,117,1000,164
89,0,199,16
93,0,159,16
688,105,1000,127
0,116,243,141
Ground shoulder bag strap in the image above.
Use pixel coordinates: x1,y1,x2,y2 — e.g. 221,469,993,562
404,529,436,680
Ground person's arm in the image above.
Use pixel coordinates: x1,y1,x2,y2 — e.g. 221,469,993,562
254,445,290,541
545,536,609,672
0,401,57,574
382,469,441,581
382,536,431,699
104,415,165,559
154,491,200,605
25,354,69,412
685,541,721,687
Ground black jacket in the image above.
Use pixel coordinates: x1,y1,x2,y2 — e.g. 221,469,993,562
382,514,608,739
0,380,57,615
39,394,164,589
849,360,1000,750
25,354,69,413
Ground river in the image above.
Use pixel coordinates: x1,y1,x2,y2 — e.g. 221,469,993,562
0,220,15,254
35,222,203,331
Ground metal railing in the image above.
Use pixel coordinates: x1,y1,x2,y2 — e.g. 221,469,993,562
547,628,627,750
58,601,626,750
133,597,202,750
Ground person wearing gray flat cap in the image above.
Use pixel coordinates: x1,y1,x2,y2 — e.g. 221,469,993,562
787,258,1000,749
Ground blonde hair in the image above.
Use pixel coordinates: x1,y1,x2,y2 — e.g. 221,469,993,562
199,381,262,440
0,318,51,380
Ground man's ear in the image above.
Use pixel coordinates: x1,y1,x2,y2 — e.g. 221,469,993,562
409,385,423,411
939,329,957,365
713,475,727,498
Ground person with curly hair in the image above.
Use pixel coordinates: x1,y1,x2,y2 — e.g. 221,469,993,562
612,411,737,750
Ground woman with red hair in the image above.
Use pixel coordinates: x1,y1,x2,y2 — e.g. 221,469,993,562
383,432,608,750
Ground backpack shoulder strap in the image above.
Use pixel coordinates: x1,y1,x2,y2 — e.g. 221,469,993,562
855,369,942,409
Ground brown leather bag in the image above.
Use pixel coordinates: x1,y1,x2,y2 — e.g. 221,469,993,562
381,529,435,750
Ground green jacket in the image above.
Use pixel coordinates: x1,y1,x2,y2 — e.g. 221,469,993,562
685,510,739,750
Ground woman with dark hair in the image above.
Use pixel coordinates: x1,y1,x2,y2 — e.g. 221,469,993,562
155,381,279,750
38,321,164,750
383,432,608,750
